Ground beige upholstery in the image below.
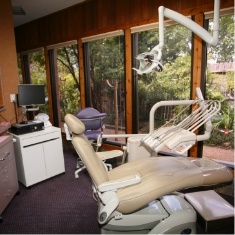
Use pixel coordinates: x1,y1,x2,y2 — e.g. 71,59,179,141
65,114,233,215
64,115,123,178
107,157,233,213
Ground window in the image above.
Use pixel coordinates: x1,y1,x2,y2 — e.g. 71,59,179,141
27,49,48,114
204,14,234,164
132,23,192,155
48,41,80,128
83,32,126,144
17,53,23,84
19,49,48,118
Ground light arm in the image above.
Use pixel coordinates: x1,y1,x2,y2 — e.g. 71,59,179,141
159,0,220,47
134,0,220,75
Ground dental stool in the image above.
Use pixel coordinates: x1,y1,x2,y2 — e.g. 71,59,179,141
65,113,233,234
75,107,107,148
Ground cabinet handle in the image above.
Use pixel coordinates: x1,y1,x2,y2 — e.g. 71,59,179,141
0,152,10,161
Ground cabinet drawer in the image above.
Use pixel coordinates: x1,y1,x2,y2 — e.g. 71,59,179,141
22,131,60,147
0,157,19,214
0,139,14,169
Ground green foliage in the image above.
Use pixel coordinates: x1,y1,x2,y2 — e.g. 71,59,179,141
29,51,47,85
57,45,79,84
208,15,234,62
205,130,234,149
206,68,234,132
205,69,234,149
226,70,234,96
137,24,192,125
59,74,80,119
138,53,191,122
57,45,80,118
88,36,125,116
27,51,49,114
27,46,81,117
138,25,192,65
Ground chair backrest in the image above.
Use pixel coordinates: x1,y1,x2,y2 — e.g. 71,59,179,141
75,107,107,131
65,114,109,186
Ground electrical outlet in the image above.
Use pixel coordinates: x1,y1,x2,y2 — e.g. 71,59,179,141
10,94,16,102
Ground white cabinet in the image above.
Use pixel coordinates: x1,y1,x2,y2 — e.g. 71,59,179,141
12,127,65,187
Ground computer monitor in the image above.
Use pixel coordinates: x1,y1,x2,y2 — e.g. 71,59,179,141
18,84,45,107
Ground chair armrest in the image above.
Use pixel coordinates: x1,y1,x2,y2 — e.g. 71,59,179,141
97,150,123,160
98,174,141,192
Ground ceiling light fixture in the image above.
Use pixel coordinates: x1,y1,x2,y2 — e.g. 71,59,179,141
12,6,26,15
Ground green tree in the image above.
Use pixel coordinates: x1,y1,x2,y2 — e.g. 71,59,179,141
28,50,48,113
207,15,234,62
57,45,80,117
88,36,125,116
57,45,79,90
138,53,191,128
137,24,192,130
137,24,192,65
29,51,46,85
205,14,234,148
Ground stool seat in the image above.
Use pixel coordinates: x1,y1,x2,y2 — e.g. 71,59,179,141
185,190,234,232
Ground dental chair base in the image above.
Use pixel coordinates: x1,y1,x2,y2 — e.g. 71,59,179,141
101,194,197,234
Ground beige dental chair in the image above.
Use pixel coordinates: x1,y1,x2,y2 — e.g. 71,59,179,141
65,113,233,234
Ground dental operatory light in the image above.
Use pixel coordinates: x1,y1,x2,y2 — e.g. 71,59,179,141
133,0,220,75
132,45,163,75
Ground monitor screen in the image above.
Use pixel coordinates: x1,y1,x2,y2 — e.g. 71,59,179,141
18,84,46,106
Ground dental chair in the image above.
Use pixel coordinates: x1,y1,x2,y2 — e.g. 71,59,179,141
65,113,233,234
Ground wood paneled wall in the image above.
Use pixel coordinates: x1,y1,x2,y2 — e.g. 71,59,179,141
15,0,234,52
0,0,19,123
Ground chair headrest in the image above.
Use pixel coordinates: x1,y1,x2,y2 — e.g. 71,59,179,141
65,114,86,135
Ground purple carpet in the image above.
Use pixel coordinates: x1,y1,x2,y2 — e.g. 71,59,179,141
0,149,100,234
